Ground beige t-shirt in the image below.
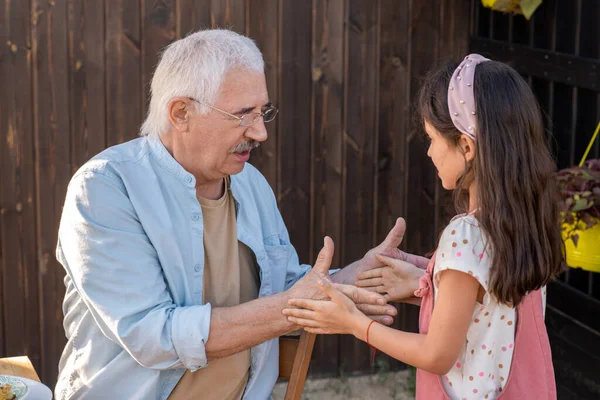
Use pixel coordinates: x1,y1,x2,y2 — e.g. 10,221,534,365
168,178,260,400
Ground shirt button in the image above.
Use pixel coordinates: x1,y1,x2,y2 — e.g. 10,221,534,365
191,214,200,221
194,264,201,273
186,176,193,183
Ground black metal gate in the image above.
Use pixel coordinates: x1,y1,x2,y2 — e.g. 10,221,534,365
470,1,600,398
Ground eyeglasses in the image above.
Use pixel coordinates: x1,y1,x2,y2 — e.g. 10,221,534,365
188,97,279,127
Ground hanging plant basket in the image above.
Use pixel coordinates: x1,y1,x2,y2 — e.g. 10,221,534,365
481,0,543,20
557,157,600,272
561,214,600,272
557,123,600,272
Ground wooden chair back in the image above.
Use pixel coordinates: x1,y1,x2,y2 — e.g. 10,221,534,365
278,331,317,400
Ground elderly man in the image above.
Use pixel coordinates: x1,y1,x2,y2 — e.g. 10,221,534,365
55,29,406,399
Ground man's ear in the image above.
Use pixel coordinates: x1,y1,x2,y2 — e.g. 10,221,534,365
460,134,477,163
168,97,192,132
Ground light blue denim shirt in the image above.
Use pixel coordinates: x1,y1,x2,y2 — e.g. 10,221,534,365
54,134,311,399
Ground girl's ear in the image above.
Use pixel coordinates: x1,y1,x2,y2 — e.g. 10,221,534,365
460,135,477,163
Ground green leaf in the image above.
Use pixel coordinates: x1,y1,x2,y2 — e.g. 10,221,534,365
571,198,591,212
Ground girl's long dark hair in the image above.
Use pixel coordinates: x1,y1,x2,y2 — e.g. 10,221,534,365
417,60,564,307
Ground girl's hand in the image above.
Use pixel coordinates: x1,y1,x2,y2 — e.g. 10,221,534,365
282,279,369,335
355,254,426,302
333,282,397,325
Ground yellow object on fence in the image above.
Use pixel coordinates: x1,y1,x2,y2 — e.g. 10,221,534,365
579,122,600,167
562,217,600,273
563,122,600,272
481,0,543,20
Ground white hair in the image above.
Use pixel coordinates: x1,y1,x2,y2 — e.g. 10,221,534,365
140,29,264,137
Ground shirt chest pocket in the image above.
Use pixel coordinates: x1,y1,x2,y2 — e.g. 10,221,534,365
263,242,291,294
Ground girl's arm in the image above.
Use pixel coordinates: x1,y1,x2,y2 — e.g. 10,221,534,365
284,269,479,375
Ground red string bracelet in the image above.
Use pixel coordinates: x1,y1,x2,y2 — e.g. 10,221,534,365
366,320,377,364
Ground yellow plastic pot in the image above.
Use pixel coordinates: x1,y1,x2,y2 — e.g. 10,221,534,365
481,0,543,20
562,217,600,273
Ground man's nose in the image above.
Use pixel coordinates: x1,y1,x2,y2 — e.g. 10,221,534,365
246,118,268,142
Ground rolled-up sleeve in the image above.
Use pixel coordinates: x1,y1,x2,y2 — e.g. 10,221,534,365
56,170,210,370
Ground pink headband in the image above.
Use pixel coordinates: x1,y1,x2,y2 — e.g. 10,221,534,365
448,54,490,140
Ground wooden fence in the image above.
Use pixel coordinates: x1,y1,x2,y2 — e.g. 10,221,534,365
470,1,600,398
1,0,472,389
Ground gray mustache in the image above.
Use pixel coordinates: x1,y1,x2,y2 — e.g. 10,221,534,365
230,141,260,153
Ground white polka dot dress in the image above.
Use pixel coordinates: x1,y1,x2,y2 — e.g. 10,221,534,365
432,215,543,399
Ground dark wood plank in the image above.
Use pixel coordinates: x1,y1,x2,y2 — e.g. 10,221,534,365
401,0,442,370
142,0,177,116
554,0,578,55
31,0,71,385
487,2,494,39
551,82,575,169
530,77,554,144
532,0,557,51
547,280,600,333
0,0,41,371
470,38,600,92
177,0,212,38
405,0,440,256
574,88,599,185
247,0,279,190
377,0,411,371
105,0,142,145
339,0,379,374
579,0,600,60
278,0,312,265
475,1,491,39
68,0,106,173
210,0,245,33
439,0,470,62
510,10,531,46
546,305,600,399
490,7,509,42
308,0,344,376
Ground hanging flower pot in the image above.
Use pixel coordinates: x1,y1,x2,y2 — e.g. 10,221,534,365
557,158,600,272
481,0,543,20
561,214,600,272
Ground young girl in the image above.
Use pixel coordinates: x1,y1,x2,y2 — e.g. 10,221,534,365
282,54,563,399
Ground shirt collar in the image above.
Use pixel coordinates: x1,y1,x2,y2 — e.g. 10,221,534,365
147,133,243,210
146,133,196,188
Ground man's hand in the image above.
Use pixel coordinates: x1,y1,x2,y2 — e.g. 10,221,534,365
287,237,335,301
330,218,407,287
286,238,397,325
283,279,367,335
358,218,408,272
356,254,426,302
353,217,429,274
352,217,430,304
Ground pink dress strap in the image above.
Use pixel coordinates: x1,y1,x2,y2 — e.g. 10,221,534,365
414,253,451,400
414,252,556,399
495,289,556,399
